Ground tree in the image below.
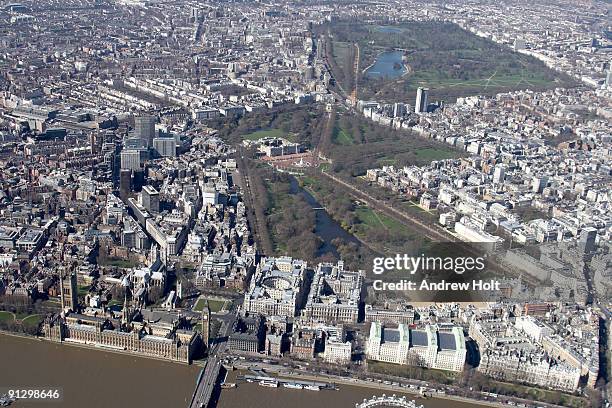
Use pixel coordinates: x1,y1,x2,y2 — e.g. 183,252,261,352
110,285,126,303
148,286,163,304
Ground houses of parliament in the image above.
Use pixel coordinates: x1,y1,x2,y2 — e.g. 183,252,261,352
43,272,203,364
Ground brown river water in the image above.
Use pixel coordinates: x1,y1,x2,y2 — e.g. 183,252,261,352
1,334,486,408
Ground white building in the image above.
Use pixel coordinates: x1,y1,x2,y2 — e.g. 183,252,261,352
367,323,466,372
302,261,362,324
454,217,504,251
366,322,410,364
243,257,307,317
323,327,352,364
515,315,554,342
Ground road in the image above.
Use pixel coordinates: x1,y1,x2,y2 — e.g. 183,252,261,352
188,310,237,408
189,356,220,408
228,356,570,408
235,147,274,255
350,42,360,105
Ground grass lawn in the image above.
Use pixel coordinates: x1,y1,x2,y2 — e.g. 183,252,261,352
354,206,416,236
324,21,575,103
21,314,43,328
332,41,352,66
351,205,424,255
193,298,226,313
78,285,90,296
14,312,33,320
106,299,124,312
332,125,355,145
355,206,384,229
243,128,285,141
409,70,554,89
108,299,123,307
413,147,458,162
0,311,14,322
299,175,322,191
394,199,438,223
98,256,138,269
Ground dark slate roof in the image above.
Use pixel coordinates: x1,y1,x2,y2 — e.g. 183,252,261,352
320,265,333,274
411,330,429,347
383,328,400,343
438,332,457,350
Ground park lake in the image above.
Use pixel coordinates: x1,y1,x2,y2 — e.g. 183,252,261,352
365,50,407,79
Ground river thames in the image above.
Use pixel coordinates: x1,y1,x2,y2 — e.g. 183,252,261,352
1,334,486,408
0,334,199,408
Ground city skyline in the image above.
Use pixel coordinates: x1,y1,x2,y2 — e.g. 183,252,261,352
0,1,610,408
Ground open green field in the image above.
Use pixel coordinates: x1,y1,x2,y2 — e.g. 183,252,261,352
332,124,354,145
14,312,33,320
332,41,354,74
97,256,138,269
0,312,42,328
327,112,461,176
21,314,43,329
413,147,458,162
212,104,327,148
0,311,14,322
243,128,286,141
107,299,123,307
332,41,353,61
40,298,61,311
349,205,425,255
193,297,226,313
329,40,357,94
319,20,576,102
354,206,414,236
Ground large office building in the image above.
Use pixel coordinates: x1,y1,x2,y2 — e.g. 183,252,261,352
301,261,363,324
414,87,429,113
364,304,415,325
367,323,466,372
228,315,265,354
469,316,595,391
141,185,160,213
323,332,352,364
153,137,176,157
119,168,132,200
579,227,597,254
145,211,189,262
134,115,156,148
366,322,410,364
290,328,318,360
479,345,581,393
243,257,307,317
120,148,148,171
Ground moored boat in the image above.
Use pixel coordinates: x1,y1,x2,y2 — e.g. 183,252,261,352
259,380,279,388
